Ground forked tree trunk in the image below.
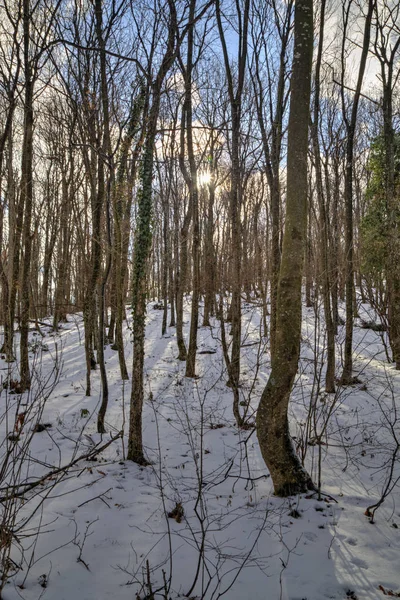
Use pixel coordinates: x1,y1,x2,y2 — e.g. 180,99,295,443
256,0,314,496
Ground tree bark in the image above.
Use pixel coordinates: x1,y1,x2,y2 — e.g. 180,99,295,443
340,0,374,384
128,1,178,463
216,0,250,426
311,0,335,393
19,0,35,391
95,0,114,433
256,0,314,496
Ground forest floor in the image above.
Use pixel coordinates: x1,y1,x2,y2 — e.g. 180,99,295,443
0,294,399,600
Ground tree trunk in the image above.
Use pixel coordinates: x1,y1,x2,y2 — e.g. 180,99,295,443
181,0,200,379
216,0,250,426
203,175,216,326
95,0,113,433
311,0,335,393
20,0,35,391
341,0,374,384
256,0,314,496
128,4,178,463
111,87,145,380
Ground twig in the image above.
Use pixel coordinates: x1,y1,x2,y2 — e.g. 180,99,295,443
0,432,122,501
73,518,99,571
77,487,113,509
306,490,339,504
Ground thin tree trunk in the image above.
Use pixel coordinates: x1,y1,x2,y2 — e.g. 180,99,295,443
128,3,178,463
216,0,250,426
203,176,216,326
20,0,35,391
96,0,114,433
180,0,200,378
341,0,374,384
311,0,335,393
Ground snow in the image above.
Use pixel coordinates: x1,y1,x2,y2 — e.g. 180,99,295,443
0,296,399,600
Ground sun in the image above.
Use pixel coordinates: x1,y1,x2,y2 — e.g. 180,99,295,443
198,171,211,186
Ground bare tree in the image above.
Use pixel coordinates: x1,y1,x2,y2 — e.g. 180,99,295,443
371,1,400,368
128,0,180,463
249,0,293,352
256,0,314,496
339,0,374,384
216,0,250,427
310,0,336,393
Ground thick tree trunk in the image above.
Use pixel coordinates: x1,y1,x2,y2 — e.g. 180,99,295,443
256,0,314,496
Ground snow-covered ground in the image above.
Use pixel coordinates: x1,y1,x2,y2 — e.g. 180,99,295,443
0,295,399,600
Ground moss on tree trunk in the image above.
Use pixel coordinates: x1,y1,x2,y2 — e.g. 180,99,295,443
256,0,314,496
